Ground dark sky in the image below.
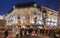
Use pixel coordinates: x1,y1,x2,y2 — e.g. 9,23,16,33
0,0,58,15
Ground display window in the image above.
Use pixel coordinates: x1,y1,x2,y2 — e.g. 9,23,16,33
46,11,58,26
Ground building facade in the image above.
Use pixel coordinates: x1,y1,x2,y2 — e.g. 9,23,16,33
6,2,58,29
41,6,58,29
6,2,43,26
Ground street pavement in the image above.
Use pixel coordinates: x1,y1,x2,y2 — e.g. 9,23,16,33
19,34,50,38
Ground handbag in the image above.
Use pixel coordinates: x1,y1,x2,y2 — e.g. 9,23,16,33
6,35,10,38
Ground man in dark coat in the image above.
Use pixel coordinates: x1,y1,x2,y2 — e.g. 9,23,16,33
4,28,8,38
20,29,23,38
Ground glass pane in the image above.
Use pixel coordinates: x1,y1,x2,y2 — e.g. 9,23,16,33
51,19,54,22
46,22,50,25
54,23,57,26
46,18,50,21
54,18,57,22
51,22,53,26
30,20,34,24
37,21,42,24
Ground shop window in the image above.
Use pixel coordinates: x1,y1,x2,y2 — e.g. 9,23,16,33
55,20,57,22
54,23,57,26
51,22,53,26
46,18,50,21
47,22,50,25
52,19,54,22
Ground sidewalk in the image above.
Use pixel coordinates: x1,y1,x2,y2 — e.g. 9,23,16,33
19,34,50,38
37,34,50,38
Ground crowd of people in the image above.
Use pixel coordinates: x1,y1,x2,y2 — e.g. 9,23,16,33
15,27,40,38
4,26,40,38
4,26,60,38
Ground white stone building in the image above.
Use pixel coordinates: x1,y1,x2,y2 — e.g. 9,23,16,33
6,2,58,28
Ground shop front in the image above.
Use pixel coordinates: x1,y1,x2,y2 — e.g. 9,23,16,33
46,10,58,29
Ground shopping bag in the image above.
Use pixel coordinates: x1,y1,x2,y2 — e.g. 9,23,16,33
6,35,10,38
31,31,35,35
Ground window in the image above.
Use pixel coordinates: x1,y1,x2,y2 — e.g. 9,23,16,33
46,22,50,25
51,22,53,26
46,18,50,21
30,20,34,24
18,17,20,19
54,23,57,26
37,20,43,25
30,16,34,24
52,19,54,22
46,12,58,26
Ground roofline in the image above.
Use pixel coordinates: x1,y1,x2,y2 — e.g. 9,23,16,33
7,2,41,14
15,2,35,8
41,6,58,13
8,8,14,14
7,3,58,15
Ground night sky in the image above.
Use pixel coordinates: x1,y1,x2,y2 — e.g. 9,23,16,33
0,0,58,15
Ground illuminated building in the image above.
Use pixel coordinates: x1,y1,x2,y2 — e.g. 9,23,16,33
6,2,43,27
5,2,59,37
6,2,58,29
6,2,43,37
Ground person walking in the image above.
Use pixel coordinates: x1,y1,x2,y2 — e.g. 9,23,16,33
4,28,8,38
16,29,19,38
20,28,23,38
48,29,54,38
